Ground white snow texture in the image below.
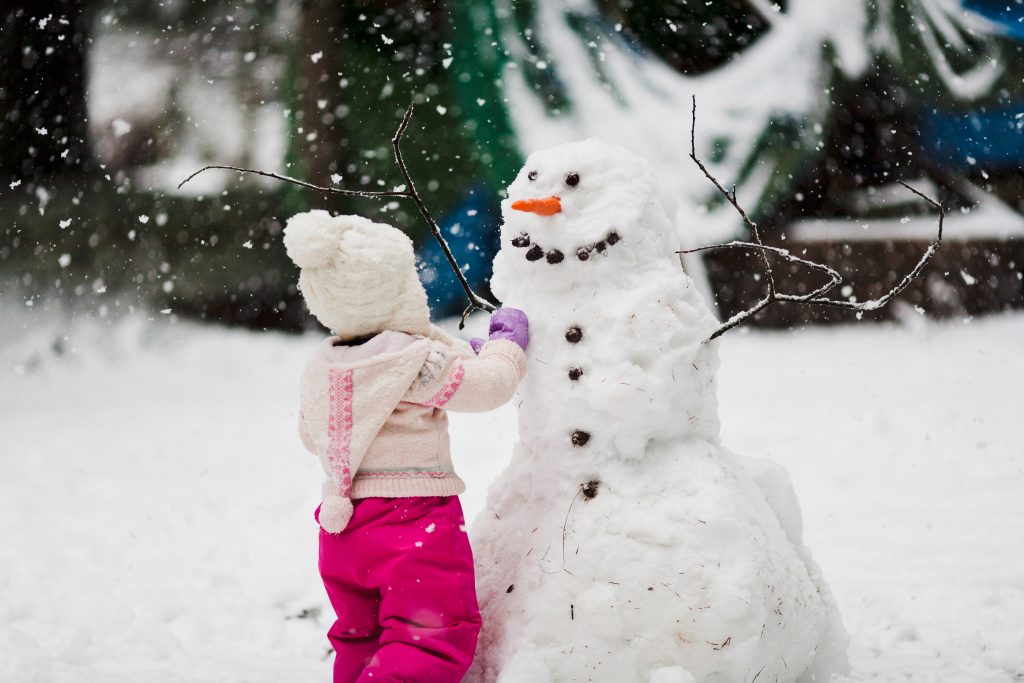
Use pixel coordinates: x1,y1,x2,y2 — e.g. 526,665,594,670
3,304,1022,682
467,140,847,682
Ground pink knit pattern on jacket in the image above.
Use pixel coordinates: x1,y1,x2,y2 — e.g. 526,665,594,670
327,368,355,495
357,470,452,478
426,358,465,408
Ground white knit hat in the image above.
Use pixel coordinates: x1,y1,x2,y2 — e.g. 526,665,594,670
283,211,430,341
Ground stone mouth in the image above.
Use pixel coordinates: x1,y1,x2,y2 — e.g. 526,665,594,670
511,231,621,264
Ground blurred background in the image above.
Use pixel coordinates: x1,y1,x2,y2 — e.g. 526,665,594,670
4,3,1024,681
4,0,1023,333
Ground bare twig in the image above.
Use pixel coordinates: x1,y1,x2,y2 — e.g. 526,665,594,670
178,103,497,328
689,98,776,301
389,106,497,326
176,165,408,199
687,95,944,342
561,487,584,568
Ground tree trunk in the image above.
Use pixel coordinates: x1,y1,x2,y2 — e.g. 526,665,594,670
0,1,94,187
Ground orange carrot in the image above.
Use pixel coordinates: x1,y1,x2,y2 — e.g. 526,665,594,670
511,196,562,215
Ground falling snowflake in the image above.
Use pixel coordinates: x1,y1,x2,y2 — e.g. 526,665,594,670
111,119,132,137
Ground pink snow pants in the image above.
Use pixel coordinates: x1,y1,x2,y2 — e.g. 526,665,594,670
316,496,482,683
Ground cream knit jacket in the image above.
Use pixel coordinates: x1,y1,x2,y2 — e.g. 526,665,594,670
298,326,526,530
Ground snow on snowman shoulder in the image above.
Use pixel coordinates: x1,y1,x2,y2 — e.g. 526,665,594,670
467,139,848,683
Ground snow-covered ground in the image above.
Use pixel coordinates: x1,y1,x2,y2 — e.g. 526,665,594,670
1,312,1021,682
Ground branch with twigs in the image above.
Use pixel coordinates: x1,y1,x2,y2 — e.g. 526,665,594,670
178,103,498,328
684,95,945,343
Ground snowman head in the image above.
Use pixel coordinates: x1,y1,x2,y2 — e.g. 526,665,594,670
500,138,678,267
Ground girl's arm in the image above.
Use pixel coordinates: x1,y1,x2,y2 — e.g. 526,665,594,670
407,309,529,413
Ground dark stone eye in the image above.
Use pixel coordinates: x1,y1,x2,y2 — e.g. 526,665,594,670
527,170,537,181
565,172,580,187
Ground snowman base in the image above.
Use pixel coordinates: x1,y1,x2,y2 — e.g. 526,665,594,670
466,440,848,683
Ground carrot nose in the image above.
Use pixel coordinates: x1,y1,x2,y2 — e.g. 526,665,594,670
511,196,561,216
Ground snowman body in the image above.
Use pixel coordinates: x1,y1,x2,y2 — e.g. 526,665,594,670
467,140,846,682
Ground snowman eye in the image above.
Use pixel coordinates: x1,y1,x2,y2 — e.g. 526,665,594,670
527,171,538,181
565,172,580,187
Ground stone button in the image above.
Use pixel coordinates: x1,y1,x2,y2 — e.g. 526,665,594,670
568,367,583,381
565,326,583,343
571,430,590,447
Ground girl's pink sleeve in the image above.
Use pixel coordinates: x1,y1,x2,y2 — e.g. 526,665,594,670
405,339,526,413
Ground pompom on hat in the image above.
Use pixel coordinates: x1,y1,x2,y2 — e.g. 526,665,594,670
284,211,431,341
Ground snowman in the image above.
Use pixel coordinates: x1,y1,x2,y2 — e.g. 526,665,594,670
466,140,848,683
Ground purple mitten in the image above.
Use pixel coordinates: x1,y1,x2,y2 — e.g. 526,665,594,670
487,307,529,351
469,337,485,355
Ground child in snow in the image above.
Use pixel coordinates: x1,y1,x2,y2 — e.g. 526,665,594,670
283,211,528,683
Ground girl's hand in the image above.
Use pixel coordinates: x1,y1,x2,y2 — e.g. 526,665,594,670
470,308,529,353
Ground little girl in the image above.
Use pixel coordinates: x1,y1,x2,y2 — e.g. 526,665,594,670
283,211,528,683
